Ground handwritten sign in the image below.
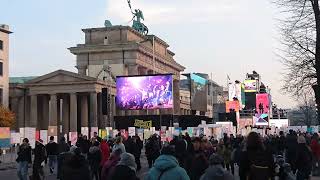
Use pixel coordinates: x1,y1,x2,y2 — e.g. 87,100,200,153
134,120,152,129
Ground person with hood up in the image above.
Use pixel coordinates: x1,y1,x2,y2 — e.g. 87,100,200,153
101,148,122,180
109,152,139,180
16,138,32,180
200,153,233,180
295,135,313,180
88,141,102,180
57,145,78,179
145,145,190,180
61,146,91,180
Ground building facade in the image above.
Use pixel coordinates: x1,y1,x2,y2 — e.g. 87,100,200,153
9,25,186,137
0,24,12,107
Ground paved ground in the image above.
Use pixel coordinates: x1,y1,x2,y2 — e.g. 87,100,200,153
1,151,320,180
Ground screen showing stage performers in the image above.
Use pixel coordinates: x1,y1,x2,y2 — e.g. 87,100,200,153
116,74,173,110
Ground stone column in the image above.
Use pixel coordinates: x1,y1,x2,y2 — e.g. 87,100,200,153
49,94,58,136
10,97,19,130
81,95,88,127
30,95,38,128
127,64,138,76
42,95,49,130
62,95,70,135
17,97,25,129
76,65,87,75
70,93,77,132
89,92,98,128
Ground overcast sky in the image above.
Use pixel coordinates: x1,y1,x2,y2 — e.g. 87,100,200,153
1,0,296,108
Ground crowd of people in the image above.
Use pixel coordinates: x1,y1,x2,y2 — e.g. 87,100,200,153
14,129,320,180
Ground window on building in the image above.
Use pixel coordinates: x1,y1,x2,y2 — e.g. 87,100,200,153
0,62,3,76
0,40,3,50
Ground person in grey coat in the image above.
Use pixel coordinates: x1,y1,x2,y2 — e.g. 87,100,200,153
200,153,233,180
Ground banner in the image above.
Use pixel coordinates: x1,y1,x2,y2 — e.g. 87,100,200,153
253,114,269,126
11,132,20,144
128,127,136,137
40,130,48,145
0,127,10,139
137,128,144,140
81,127,89,137
244,79,258,92
134,119,152,129
226,101,240,112
216,122,233,135
256,94,270,114
90,127,98,138
25,127,36,148
48,126,57,136
69,132,78,145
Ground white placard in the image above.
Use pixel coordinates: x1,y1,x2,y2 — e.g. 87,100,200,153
81,127,89,137
128,127,136,137
40,130,48,145
11,132,21,144
90,127,98,138
24,127,36,148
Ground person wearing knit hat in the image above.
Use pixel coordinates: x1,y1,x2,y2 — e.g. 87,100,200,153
109,152,139,180
296,135,313,180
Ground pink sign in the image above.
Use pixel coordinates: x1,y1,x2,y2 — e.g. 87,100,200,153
256,94,270,114
69,132,78,146
0,127,10,139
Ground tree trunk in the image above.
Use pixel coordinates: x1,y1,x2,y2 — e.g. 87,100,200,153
312,0,320,125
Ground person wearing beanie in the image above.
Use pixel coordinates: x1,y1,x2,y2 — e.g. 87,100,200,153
109,152,139,180
295,135,313,180
145,145,190,180
200,154,233,180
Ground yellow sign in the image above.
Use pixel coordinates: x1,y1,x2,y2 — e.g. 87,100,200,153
134,120,152,129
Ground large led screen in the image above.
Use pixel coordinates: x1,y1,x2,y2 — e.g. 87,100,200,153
116,74,173,110
256,93,270,114
244,80,258,92
190,73,208,112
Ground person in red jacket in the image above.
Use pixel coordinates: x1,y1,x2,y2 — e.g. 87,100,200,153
310,133,320,176
100,139,110,178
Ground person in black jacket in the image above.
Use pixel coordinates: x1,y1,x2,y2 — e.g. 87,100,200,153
132,135,143,171
46,136,59,174
296,135,313,180
239,132,275,180
285,130,298,173
58,137,70,154
61,147,91,180
32,139,46,180
145,135,160,168
16,138,32,180
88,141,101,180
109,152,139,180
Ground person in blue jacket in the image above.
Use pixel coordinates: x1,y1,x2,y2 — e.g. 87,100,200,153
145,145,190,180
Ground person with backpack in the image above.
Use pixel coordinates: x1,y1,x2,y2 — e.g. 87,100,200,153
295,135,313,180
109,152,139,180
32,139,47,180
145,145,190,180
16,138,32,180
239,132,275,180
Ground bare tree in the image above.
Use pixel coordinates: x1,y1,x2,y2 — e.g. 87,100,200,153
297,91,317,126
275,0,320,124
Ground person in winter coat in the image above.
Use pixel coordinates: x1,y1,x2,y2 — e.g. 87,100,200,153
76,135,91,157
185,137,209,180
285,130,298,173
295,135,313,180
57,145,77,179
112,136,126,154
200,153,233,180
101,148,122,180
99,139,110,176
61,147,91,180
88,141,102,180
132,135,143,171
145,135,161,168
239,132,275,180
109,152,139,180
145,145,190,180
32,139,46,180
310,133,320,176
46,136,59,174
16,138,32,180
58,137,70,154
